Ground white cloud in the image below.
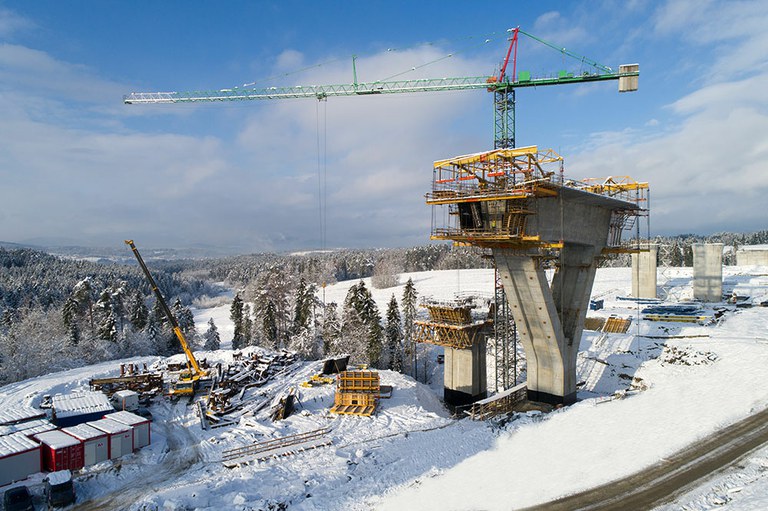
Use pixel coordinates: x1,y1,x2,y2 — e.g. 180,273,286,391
654,0,768,80
569,70,768,235
0,8,33,38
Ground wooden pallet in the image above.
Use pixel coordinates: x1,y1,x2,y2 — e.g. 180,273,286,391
603,316,632,333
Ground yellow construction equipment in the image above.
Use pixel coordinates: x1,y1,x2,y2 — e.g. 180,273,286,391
330,371,380,416
125,240,209,396
300,374,335,388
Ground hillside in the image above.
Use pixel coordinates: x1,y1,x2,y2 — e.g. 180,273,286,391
1,266,768,510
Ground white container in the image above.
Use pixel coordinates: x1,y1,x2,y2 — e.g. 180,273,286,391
62,423,109,466
112,390,139,412
87,418,132,459
105,411,151,449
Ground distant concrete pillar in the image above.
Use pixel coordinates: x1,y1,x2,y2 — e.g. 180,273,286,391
631,245,657,299
443,339,487,407
693,243,723,302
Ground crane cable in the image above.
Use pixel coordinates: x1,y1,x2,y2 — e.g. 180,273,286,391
316,98,327,252
236,30,507,91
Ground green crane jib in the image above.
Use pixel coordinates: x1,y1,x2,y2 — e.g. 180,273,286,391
123,28,639,150
125,239,207,396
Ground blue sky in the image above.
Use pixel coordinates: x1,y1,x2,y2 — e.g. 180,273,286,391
1,0,766,253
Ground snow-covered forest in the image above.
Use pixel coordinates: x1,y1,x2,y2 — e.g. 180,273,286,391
2,231,766,387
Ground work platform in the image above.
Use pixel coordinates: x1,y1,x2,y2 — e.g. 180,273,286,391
426,146,648,405
414,297,491,407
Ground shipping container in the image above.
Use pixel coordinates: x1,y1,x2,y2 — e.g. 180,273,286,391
0,406,46,427
105,411,150,450
88,418,132,459
0,432,41,487
52,392,114,428
61,424,109,466
33,430,84,473
0,419,56,439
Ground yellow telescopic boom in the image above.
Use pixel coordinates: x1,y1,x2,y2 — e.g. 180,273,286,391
125,240,205,378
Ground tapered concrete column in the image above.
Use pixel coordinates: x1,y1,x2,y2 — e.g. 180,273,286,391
693,243,723,302
495,244,599,405
632,245,657,299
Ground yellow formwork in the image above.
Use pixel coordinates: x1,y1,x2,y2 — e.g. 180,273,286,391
330,371,381,416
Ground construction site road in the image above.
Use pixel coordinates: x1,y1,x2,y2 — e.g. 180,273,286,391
74,400,202,511
522,404,768,511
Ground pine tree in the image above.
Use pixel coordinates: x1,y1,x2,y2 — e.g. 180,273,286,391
402,277,418,377
203,318,221,351
321,302,341,356
358,282,383,367
62,297,80,345
128,291,149,331
263,300,278,350
95,290,118,342
385,295,403,372
173,298,196,336
230,294,245,350
340,283,368,364
293,278,310,333
242,304,253,347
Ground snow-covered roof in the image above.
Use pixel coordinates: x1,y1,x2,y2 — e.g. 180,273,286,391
0,432,39,457
0,418,55,438
61,423,107,441
53,391,113,418
739,245,768,251
46,470,72,486
113,390,138,399
105,411,148,427
88,418,130,435
0,405,46,425
34,430,81,449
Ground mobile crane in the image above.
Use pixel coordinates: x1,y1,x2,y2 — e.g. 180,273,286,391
125,239,209,396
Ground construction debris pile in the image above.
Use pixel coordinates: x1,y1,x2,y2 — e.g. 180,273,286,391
204,350,299,424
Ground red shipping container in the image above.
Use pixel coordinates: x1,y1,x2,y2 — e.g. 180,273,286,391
33,430,84,472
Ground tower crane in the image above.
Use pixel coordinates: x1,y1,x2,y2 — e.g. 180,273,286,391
124,28,639,150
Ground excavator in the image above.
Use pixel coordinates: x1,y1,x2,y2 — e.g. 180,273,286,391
125,240,209,396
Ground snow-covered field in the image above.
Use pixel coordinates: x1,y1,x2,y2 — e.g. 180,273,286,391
2,266,768,510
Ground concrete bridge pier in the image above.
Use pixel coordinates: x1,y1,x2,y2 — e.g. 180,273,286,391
495,244,600,405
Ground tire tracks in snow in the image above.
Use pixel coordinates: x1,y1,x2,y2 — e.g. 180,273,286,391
521,405,768,511
75,400,202,511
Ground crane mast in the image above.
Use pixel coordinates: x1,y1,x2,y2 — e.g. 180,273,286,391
125,240,205,382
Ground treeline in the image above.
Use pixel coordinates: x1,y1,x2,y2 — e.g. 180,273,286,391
228,275,424,378
0,248,216,384
203,245,490,288
604,231,768,267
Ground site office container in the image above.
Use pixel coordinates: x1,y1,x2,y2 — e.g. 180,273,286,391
88,418,133,459
61,424,109,466
112,390,139,412
0,432,42,487
33,430,85,472
105,411,150,449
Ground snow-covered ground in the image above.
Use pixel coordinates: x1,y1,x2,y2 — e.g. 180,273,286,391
2,266,768,510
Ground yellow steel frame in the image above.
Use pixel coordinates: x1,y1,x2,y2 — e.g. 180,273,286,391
413,320,489,349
